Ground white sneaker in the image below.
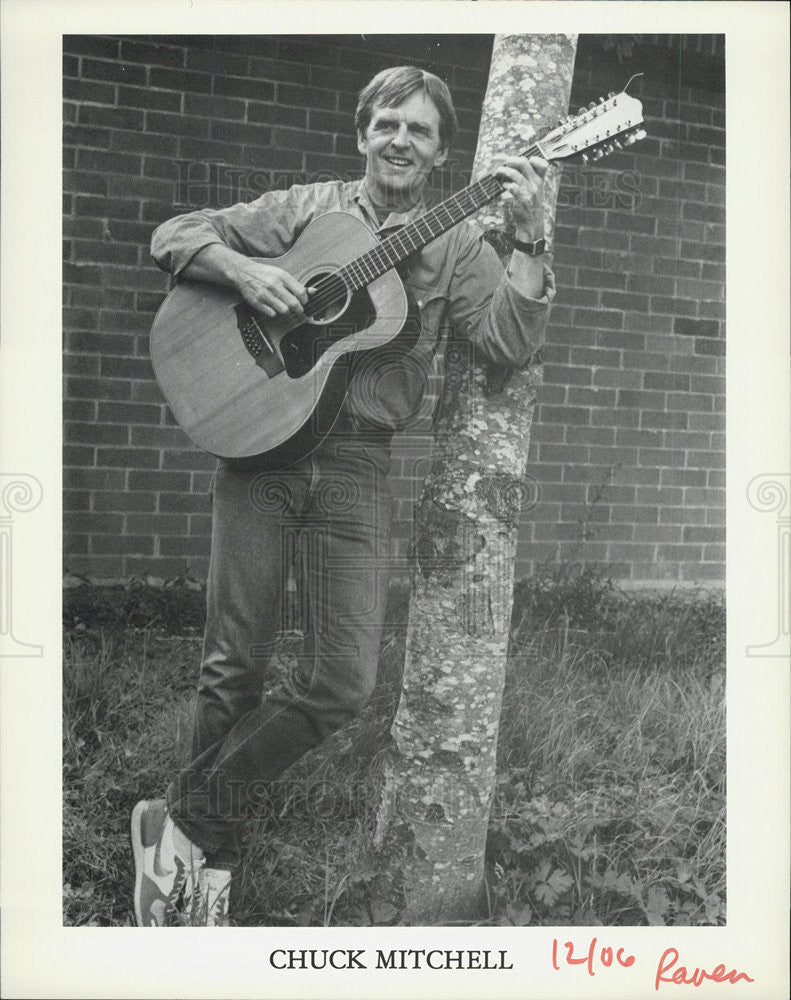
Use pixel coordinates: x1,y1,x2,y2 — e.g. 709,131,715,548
131,799,204,927
183,867,232,927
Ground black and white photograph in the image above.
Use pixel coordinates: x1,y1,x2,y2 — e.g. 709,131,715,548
1,2,789,998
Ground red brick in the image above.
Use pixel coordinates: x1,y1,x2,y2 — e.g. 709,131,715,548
82,58,147,86
592,407,639,429
213,75,275,101
683,525,725,543
118,84,182,112
653,257,701,279
63,78,117,105
596,330,643,350
636,486,685,506
644,371,690,391
623,311,673,334
94,491,155,512
543,364,591,386
159,492,211,513
593,368,640,390
681,562,724,581
566,388,617,409
72,239,138,265
689,413,723,432
159,536,210,556
97,401,162,424
660,468,707,487
64,511,123,535
92,534,155,555
694,338,725,357
64,489,92,516
63,399,96,424
64,443,96,466
667,392,713,412
66,421,129,446
162,450,217,471
611,504,658,524
121,38,184,67
65,472,129,501
64,534,89,555
601,290,651,312
659,506,706,525
64,353,100,376
64,35,120,59
683,487,725,507
127,513,188,534
128,470,191,492
96,446,159,469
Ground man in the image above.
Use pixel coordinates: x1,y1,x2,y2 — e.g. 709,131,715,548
132,65,555,927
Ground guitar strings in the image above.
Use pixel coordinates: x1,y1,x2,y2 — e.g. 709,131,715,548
296,140,542,320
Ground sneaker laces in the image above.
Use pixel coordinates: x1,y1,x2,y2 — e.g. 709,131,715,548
183,868,231,927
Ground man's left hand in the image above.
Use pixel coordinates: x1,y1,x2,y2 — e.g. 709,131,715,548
495,155,549,236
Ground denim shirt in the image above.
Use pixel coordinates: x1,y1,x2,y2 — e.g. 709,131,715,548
151,179,555,434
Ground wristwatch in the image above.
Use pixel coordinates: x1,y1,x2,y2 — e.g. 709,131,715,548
513,236,546,257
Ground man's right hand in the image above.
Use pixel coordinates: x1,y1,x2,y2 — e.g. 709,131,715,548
233,258,309,319
180,244,309,319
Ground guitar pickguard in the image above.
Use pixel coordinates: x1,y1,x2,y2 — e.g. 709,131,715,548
235,287,379,380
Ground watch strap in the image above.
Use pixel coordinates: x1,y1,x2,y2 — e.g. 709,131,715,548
513,236,546,257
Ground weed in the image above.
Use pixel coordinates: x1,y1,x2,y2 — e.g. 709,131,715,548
62,575,725,927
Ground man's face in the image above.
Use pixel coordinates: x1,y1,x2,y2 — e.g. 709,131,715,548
357,90,449,209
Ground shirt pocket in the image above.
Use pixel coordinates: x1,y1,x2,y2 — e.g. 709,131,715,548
405,279,449,354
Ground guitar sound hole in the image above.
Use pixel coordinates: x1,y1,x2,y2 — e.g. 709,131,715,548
279,287,377,378
304,270,350,324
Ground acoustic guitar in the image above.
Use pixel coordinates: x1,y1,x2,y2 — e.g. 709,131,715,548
150,85,645,467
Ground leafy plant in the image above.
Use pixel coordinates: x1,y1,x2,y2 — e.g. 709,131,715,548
62,574,725,927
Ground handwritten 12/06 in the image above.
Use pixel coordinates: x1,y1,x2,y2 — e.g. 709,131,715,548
552,938,755,990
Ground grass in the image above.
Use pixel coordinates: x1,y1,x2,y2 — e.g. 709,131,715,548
62,571,725,927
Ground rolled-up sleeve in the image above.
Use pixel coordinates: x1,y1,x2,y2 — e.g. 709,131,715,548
446,228,556,368
150,186,324,278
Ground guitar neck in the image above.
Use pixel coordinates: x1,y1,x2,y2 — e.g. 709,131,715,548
340,140,543,291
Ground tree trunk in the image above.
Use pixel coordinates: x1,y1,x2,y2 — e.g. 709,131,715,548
373,34,578,924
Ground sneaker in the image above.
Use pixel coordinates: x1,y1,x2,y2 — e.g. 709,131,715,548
183,867,232,927
131,799,204,927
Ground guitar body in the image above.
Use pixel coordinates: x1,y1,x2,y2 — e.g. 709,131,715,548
150,211,409,466
150,87,645,466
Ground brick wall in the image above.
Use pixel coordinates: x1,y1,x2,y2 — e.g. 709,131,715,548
63,34,725,586
518,37,725,585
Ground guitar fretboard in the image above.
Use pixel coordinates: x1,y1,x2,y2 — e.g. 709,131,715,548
338,145,540,291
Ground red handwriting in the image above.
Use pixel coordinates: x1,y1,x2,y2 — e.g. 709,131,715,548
655,948,755,990
552,937,636,978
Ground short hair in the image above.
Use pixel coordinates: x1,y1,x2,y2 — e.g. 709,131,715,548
355,66,458,150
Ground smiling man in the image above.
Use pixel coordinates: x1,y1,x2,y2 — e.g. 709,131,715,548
133,65,555,927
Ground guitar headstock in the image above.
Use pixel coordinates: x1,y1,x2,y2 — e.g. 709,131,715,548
537,88,646,165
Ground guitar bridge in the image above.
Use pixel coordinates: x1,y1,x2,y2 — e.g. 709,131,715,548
234,304,285,377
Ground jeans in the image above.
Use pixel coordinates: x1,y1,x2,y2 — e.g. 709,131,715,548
166,431,393,867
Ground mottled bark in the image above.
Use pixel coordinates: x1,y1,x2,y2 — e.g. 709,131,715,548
373,34,578,923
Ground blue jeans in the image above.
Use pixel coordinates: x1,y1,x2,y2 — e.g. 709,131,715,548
167,432,393,867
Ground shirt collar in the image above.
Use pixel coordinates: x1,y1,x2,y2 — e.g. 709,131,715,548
353,177,427,233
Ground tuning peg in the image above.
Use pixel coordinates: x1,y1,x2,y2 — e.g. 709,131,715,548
602,143,614,156
577,107,586,116
633,128,647,141
623,133,636,145
581,153,589,164
607,91,616,99
591,148,604,160
613,139,623,149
